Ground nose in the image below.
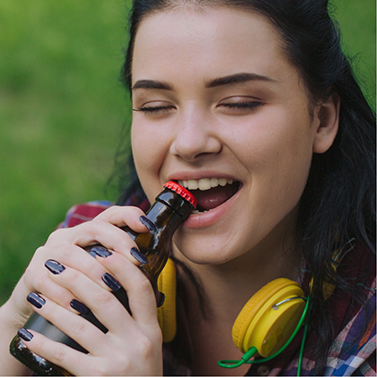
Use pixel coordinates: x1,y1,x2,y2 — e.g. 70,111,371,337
169,108,222,162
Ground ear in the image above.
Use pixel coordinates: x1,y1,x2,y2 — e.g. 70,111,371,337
313,92,340,154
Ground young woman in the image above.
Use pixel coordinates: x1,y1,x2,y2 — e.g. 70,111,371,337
0,0,375,375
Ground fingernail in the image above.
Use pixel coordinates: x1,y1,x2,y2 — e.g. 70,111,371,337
102,273,121,292
70,299,89,315
27,292,45,309
18,328,33,342
89,245,112,258
157,291,165,307
130,247,148,265
139,215,157,232
45,259,65,275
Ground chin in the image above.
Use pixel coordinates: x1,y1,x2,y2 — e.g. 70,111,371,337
173,235,241,266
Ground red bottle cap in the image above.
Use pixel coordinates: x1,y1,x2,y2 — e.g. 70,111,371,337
164,181,197,209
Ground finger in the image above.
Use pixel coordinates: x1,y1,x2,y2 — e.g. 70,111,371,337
24,243,118,311
25,292,106,356
46,221,146,266
98,252,159,326
16,328,91,376
94,205,149,233
22,248,79,310
44,261,134,333
43,245,111,289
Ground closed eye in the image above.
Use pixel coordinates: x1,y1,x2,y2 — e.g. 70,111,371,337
132,105,175,113
217,100,264,116
220,102,262,109
219,101,263,111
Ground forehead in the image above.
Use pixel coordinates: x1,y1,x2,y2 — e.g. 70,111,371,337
131,6,293,84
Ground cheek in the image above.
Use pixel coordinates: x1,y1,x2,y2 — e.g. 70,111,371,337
131,121,171,192
239,109,315,205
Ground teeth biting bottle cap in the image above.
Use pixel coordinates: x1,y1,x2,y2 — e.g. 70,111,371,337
164,181,197,209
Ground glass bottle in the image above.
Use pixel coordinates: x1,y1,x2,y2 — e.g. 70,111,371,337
9,181,196,376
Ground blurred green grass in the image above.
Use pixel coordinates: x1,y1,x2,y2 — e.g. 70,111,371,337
0,0,375,305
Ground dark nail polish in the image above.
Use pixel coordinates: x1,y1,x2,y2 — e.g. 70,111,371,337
139,215,157,232
130,247,148,265
18,328,33,342
102,273,121,292
27,292,45,309
157,291,165,307
45,259,65,275
90,245,113,258
70,299,89,315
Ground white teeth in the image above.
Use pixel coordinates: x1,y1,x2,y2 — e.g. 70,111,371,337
218,178,227,186
210,178,219,188
192,209,208,214
198,178,211,190
187,180,199,190
178,178,236,191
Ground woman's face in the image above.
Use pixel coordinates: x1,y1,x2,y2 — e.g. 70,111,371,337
131,7,324,265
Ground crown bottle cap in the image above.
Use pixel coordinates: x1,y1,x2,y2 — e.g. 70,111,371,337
163,181,197,209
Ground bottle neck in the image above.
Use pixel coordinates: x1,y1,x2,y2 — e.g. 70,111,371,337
145,200,184,235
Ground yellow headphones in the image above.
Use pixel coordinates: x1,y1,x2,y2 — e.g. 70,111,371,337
156,259,309,354
156,239,351,375
231,278,306,357
156,252,343,372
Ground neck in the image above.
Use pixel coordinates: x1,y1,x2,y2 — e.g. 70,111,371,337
174,215,302,320
171,215,303,375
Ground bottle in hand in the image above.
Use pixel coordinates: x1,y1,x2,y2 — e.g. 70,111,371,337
9,181,197,376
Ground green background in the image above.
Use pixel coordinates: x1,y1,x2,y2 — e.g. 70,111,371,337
0,0,375,304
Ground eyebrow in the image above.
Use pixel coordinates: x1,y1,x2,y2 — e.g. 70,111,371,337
132,80,172,90
205,72,275,88
132,72,275,91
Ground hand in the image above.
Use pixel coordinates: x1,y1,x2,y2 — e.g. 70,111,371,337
6,205,163,375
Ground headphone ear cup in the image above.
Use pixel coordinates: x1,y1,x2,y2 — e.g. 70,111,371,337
157,258,177,343
232,278,305,357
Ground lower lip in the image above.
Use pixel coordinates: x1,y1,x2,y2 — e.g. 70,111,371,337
182,187,241,229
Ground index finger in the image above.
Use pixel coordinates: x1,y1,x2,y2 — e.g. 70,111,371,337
94,205,149,233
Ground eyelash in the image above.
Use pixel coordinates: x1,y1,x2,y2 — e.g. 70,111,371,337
219,101,263,110
132,101,263,113
132,105,175,113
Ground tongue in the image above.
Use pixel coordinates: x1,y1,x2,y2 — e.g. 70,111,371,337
193,183,238,211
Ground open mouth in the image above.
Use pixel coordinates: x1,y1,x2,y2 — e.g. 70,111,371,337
177,178,241,213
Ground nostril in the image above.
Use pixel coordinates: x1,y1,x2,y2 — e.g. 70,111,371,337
170,124,222,161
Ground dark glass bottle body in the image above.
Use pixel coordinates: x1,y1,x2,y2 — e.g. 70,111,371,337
9,182,195,376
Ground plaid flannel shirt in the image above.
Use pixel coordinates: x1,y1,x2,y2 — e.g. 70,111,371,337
60,196,376,376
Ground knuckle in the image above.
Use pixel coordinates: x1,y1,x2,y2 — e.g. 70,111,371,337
93,288,113,307
33,271,50,292
137,335,155,360
51,345,68,365
46,228,66,244
69,318,87,338
82,219,106,239
58,244,74,260
95,205,120,219
66,269,80,286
